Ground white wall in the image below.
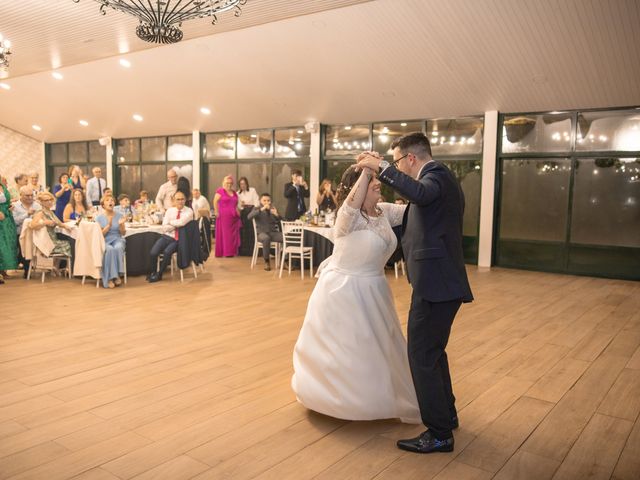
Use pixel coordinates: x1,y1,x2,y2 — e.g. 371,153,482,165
0,124,45,192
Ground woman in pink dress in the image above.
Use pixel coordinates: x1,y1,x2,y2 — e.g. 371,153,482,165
213,175,241,257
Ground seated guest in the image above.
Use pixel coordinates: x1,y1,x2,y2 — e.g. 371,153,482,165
29,172,44,194
248,193,283,271
9,173,29,203
148,191,193,283
12,186,42,277
86,167,106,206
134,190,149,209
96,195,126,289
316,178,337,212
191,188,210,220
30,192,72,258
53,173,72,220
63,189,87,222
114,194,132,218
0,175,18,283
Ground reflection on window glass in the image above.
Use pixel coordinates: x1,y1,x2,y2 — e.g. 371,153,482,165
50,144,67,165
238,130,273,159
116,139,139,163
89,141,106,163
571,158,640,247
441,160,482,236
206,163,237,200
324,124,371,157
168,135,192,161
141,137,166,162
373,122,423,156
118,165,140,198
502,113,572,153
275,128,310,158
428,117,483,156
238,163,270,202
50,166,68,190
205,133,236,160
499,158,571,242
167,162,192,185
576,110,640,151
68,142,87,164
140,164,167,200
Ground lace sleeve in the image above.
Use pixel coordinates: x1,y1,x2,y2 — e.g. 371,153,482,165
333,203,364,238
379,202,406,228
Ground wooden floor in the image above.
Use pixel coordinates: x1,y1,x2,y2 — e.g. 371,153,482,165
1,257,639,480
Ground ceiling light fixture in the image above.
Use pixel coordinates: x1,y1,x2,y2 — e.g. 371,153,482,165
200,107,211,115
52,71,64,80
119,58,131,68
79,120,89,126
0,34,11,74
74,0,248,44
133,114,143,122
32,125,42,131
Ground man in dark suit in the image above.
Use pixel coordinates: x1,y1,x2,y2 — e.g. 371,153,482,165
358,132,473,454
283,169,309,220
248,193,282,271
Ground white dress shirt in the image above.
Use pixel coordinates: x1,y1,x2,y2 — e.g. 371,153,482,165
155,181,178,212
238,187,260,207
162,206,194,239
86,176,106,203
191,196,211,220
12,201,42,235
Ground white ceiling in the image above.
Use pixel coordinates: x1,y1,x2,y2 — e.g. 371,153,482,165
0,0,639,143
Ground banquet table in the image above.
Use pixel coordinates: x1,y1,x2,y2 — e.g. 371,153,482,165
58,221,166,276
303,225,334,267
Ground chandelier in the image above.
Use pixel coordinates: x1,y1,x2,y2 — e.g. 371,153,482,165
0,34,11,72
74,0,247,44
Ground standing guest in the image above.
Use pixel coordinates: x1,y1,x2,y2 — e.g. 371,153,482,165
248,193,282,271
284,169,309,220
213,175,241,257
114,194,132,218
9,173,29,203
148,191,193,283
177,177,192,208
95,195,127,289
237,177,260,256
63,189,87,222
30,191,73,261
0,175,18,283
155,168,178,212
68,165,87,190
12,186,42,277
53,173,73,221
28,172,44,194
316,178,337,212
86,167,106,206
191,188,210,220
134,190,150,209
237,177,260,209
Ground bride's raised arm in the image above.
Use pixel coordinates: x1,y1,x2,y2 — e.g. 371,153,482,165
344,167,374,211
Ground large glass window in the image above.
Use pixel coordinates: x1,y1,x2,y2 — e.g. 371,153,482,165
502,113,573,153
372,121,423,155
428,117,483,156
238,129,273,159
45,141,106,191
576,110,640,152
324,124,371,157
275,128,310,158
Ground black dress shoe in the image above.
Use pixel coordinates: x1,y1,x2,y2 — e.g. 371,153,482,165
148,272,162,283
264,261,271,271
397,430,454,454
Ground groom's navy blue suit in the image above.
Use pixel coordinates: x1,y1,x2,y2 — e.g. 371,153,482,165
379,160,473,440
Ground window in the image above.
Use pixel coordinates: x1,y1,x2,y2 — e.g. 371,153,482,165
46,141,106,191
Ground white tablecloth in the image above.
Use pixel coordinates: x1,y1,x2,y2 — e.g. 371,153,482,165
58,222,165,239
303,225,334,243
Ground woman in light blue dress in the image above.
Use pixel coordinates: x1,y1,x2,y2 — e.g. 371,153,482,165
95,195,126,288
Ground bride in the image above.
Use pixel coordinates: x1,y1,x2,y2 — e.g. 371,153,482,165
291,164,421,423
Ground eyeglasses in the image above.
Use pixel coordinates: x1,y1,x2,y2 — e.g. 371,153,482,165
392,153,409,166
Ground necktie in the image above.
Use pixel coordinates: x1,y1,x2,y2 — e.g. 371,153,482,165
296,185,304,213
97,178,102,199
174,209,181,240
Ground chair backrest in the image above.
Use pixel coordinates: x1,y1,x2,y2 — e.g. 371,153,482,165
281,220,303,249
252,218,258,239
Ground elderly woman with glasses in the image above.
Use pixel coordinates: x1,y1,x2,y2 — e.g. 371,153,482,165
30,192,73,257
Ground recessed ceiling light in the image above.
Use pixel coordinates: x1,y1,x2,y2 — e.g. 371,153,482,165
79,120,89,127
32,125,42,131
0,83,10,90
119,58,131,68
297,130,303,134
52,72,63,80
132,114,143,122
200,107,211,115
344,126,352,130
401,122,407,127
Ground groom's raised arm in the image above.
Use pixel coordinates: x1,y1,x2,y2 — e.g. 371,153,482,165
378,167,441,207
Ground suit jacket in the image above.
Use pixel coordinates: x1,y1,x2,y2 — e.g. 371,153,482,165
379,161,473,303
176,220,203,269
283,182,309,220
248,207,281,234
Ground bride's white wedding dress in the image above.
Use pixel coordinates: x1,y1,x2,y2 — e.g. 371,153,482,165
292,202,421,423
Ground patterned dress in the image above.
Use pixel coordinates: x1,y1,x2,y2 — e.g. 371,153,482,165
0,184,18,270
41,210,72,256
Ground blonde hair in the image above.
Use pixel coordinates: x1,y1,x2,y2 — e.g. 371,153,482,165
222,175,234,187
100,194,114,207
37,191,55,203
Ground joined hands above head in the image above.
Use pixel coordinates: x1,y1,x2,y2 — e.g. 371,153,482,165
356,151,384,173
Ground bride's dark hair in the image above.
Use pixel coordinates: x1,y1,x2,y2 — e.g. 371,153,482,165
336,165,372,220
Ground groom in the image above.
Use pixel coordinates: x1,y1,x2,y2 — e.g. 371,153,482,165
358,132,473,453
